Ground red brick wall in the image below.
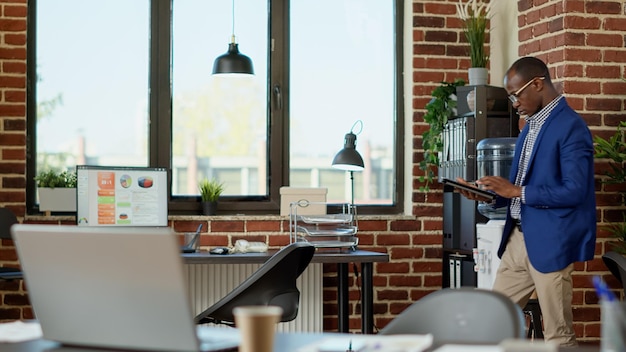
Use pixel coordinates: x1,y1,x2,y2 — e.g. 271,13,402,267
1,0,625,343
411,0,626,343
513,0,626,340
0,0,28,321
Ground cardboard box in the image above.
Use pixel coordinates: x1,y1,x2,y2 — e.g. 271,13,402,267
280,187,327,216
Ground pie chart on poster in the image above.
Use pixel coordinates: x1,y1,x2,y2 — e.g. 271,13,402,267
119,174,132,188
138,176,153,188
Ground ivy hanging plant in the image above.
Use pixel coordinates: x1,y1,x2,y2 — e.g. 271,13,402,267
419,79,466,191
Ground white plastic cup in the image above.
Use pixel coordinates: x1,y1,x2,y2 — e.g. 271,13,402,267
600,300,626,352
233,306,283,352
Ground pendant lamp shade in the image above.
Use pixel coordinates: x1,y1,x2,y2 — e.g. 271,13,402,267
332,132,364,171
212,0,254,76
212,36,254,75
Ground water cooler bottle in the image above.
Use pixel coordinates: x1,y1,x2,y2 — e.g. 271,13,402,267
474,137,516,289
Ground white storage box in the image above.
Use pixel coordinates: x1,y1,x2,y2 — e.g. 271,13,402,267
280,187,327,216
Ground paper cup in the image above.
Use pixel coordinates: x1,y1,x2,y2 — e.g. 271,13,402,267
233,306,283,352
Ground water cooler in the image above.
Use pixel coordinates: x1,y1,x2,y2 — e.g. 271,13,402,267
474,137,516,289
475,220,504,289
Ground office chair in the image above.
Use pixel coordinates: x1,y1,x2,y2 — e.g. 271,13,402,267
380,288,526,344
194,241,315,326
0,207,22,280
602,251,626,292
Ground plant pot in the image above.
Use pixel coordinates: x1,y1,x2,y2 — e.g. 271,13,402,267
38,187,77,212
202,201,218,215
468,67,488,86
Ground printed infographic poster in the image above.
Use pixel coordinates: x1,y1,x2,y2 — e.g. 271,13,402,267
76,166,168,227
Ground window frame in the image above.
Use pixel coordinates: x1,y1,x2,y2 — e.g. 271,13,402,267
26,0,404,216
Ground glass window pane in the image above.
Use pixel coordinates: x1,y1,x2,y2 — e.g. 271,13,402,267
290,0,395,205
172,0,268,197
36,1,150,173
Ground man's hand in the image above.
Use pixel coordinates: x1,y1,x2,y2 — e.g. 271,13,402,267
476,176,521,199
453,177,494,202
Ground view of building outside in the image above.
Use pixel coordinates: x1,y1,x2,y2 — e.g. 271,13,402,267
36,0,395,206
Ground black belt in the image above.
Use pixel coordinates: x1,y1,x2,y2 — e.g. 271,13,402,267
514,219,522,232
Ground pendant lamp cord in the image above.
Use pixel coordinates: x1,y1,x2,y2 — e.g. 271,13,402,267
230,0,236,43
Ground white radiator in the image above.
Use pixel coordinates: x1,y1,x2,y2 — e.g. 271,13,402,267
184,263,323,332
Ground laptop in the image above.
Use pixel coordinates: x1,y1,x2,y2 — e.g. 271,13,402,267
11,224,240,352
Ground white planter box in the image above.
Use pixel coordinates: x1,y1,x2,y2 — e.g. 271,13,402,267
38,188,77,212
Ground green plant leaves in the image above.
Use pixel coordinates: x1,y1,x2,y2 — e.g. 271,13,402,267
594,120,626,254
34,170,77,188
419,79,466,191
198,178,225,202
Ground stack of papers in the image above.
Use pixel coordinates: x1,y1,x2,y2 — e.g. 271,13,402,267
298,334,433,352
0,321,43,343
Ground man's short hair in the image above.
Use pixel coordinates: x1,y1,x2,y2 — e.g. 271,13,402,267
508,57,551,84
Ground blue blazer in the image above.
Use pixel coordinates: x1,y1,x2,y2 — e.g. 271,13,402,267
496,98,596,273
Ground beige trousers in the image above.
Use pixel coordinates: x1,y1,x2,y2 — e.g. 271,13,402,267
492,228,577,347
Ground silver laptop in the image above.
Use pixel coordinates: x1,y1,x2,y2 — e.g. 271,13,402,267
11,224,240,352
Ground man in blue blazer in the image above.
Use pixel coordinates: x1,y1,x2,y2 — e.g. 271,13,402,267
458,57,596,346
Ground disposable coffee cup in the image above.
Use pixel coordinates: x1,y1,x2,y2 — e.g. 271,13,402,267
233,306,283,352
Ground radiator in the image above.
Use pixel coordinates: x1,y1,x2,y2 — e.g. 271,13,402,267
184,263,323,332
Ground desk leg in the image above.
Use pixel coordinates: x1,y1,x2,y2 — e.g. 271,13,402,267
361,262,373,334
338,263,349,332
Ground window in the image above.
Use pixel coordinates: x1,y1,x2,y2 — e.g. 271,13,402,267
28,0,404,215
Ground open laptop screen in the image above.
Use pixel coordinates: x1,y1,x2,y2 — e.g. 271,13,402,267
76,165,168,227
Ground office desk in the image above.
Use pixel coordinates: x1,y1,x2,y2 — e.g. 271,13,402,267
183,249,389,334
1,333,601,352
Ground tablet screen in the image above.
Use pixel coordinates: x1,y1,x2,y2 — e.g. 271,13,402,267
441,178,496,201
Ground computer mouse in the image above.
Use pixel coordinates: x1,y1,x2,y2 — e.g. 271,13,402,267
209,247,230,255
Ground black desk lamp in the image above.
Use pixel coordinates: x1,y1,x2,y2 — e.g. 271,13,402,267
332,121,364,205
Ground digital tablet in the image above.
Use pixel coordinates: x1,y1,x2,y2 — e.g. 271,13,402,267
442,178,496,201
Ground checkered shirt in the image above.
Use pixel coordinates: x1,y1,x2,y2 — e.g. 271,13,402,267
509,95,563,220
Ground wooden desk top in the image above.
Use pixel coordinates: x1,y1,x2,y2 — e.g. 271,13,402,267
182,248,389,265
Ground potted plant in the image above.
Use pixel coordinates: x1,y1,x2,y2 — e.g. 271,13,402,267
419,79,466,191
594,121,626,256
198,178,224,215
456,0,492,85
34,169,78,213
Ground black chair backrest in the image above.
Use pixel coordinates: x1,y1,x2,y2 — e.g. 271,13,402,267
602,251,626,290
0,208,22,280
0,208,18,240
380,288,526,344
195,241,315,325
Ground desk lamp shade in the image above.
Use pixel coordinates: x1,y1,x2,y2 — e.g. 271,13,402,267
212,36,254,75
332,132,364,171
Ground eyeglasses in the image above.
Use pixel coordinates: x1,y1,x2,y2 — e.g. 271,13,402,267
508,77,545,104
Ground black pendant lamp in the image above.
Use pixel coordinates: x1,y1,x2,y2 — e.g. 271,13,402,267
212,0,254,75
